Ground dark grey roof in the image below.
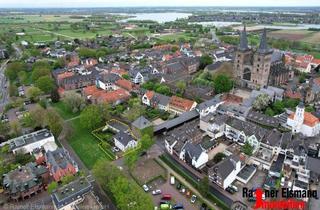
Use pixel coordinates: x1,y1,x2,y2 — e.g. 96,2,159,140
51,178,92,209
239,25,249,51
114,131,135,147
298,101,305,108
154,110,199,133
197,97,221,110
205,61,223,71
258,28,272,54
201,113,230,125
271,51,283,63
45,148,78,174
97,72,120,83
262,129,282,147
246,110,280,128
210,155,240,179
9,129,53,151
306,156,320,174
270,154,285,175
182,142,204,161
226,117,268,140
152,92,170,107
3,162,47,194
132,116,152,130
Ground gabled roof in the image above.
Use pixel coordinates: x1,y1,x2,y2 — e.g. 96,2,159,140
45,148,78,174
288,111,319,127
210,155,240,179
182,142,204,161
169,96,195,111
114,131,136,147
197,97,222,110
132,116,152,130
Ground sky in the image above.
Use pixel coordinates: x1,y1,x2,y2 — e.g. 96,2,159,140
0,0,319,8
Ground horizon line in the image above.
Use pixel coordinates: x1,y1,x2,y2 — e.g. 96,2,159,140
1,6,320,9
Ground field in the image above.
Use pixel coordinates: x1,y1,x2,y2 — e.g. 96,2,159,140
0,15,86,24
51,101,79,120
131,158,167,185
68,118,111,169
269,29,320,44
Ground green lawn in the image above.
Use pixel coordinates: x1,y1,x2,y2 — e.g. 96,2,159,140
68,118,111,169
51,101,79,120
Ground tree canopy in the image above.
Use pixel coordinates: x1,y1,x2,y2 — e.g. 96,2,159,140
92,160,154,210
213,74,233,94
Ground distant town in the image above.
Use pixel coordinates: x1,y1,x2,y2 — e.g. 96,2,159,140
0,6,320,210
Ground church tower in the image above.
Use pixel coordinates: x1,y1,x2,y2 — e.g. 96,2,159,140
251,28,273,88
234,25,253,87
294,102,305,124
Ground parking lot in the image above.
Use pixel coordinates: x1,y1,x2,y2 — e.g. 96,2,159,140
147,176,203,210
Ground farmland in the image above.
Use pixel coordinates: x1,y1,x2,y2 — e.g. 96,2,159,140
269,29,320,44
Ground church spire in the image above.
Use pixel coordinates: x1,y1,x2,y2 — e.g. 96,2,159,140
239,24,249,51
258,28,271,54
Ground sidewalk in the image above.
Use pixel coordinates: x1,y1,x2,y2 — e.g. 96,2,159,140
156,157,221,210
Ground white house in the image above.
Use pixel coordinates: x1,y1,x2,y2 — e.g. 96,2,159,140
113,131,137,152
287,102,320,137
197,97,224,117
142,90,170,111
9,129,55,154
199,113,229,139
209,155,242,189
179,142,208,169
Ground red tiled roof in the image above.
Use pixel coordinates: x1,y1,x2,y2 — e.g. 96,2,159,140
145,90,155,100
57,72,74,80
312,58,320,65
314,77,320,86
289,112,319,127
284,90,302,99
169,96,195,111
116,79,133,91
111,68,127,76
222,94,243,104
83,85,130,104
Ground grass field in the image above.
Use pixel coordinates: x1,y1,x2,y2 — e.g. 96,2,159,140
0,15,86,24
68,118,111,169
51,101,80,120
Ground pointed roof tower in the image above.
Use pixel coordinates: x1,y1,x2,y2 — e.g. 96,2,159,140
239,25,249,51
258,28,272,54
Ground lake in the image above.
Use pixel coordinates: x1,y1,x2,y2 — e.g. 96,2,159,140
119,12,192,23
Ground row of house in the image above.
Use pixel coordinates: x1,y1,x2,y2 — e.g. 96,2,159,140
142,90,197,115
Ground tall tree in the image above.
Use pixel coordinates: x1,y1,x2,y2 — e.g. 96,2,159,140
213,74,233,94
80,104,103,130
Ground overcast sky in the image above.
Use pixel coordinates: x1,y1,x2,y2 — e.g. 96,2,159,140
0,0,319,8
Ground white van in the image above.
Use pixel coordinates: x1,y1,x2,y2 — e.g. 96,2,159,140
170,176,175,185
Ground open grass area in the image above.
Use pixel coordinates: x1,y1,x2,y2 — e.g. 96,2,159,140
51,101,79,120
0,15,86,24
68,118,111,169
157,32,197,42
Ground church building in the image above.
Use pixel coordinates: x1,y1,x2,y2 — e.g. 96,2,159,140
234,26,292,89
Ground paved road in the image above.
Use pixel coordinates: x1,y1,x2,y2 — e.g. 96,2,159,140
0,60,10,111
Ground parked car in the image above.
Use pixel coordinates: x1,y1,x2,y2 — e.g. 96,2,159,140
180,187,186,193
230,185,238,192
162,194,172,200
160,200,170,205
200,203,207,210
170,176,175,185
152,189,162,195
173,203,184,209
142,184,149,192
176,183,182,190
280,177,285,187
160,203,171,210
191,195,197,203
186,190,191,198
226,187,236,194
